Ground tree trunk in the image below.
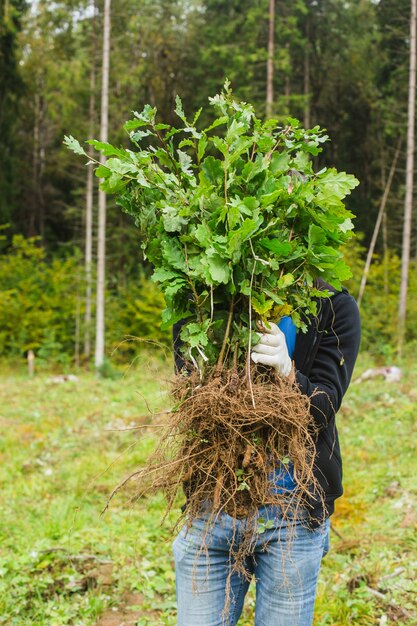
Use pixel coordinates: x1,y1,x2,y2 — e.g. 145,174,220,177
303,15,311,129
75,290,81,368
357,139,401,308
95,0,111,369
85,0,97,360
266,0,275,118
284,43,291,112
38,88,46,245
31,91,40,237
398,0,416,356
382,209,389,296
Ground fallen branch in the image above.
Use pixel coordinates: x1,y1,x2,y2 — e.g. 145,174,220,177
365,585,415,621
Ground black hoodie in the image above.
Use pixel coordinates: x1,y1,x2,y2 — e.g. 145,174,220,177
292,284,361,525
172,282,361,527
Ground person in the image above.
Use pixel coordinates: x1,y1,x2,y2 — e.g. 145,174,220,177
172,278,361,626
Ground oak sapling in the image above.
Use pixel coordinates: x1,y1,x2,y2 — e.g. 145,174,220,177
65,81,359,574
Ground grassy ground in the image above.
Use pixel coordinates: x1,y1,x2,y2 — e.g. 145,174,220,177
0,353,416,625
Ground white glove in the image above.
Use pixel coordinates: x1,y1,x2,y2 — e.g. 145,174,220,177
250,322,292,377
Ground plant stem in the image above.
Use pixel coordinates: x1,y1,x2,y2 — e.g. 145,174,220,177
233,340,239,369
217,295,235,369
224,168,228,205
154,127,182,182
183,241,203,324
247,257,257,408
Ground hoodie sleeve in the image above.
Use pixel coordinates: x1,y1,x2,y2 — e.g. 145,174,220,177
295,291,361,429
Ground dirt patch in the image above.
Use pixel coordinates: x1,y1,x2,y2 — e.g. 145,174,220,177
95,592,145,626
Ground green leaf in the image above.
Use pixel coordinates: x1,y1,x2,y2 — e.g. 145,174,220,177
259,239,292,257
235,217,262,241
164,278,188,299
136,170,151,187
174,95,187,122
211,136,229,159
133,104,157,125
193,107,203,125
160,307,192,330
291,151,311,172
277,273,295,289
180,320,211,349
95,164,110,179
162,205,188,232
194,223,212,247
331,260,352,281
105,157,137,176
197,135,208,161
178,138,195,150
151,267,183,283
203,116,228,132
177,150,194,176
226,204,241,230
316,168,360,200
63,135,86,156
339,218,354,233
257,135,275,152
161,239,188,272
131,129,154,143
226,119,246,143
260,189,284,207
262,289,284,305
201,156,223,185
124,118,144,132
251,293,274,316
227,217,263,262
308,224,327,248
242,156,268,182
87,140,128,159
242,197,259,212
201,251,230,284
286,116,300,128
270,152,290,175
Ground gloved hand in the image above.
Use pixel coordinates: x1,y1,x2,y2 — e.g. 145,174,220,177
250,322,293,377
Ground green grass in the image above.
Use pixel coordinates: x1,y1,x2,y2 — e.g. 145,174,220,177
0,354,416,625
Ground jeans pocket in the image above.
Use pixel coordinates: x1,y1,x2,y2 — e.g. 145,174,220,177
321,518,331,557
173,526,192,564
173,523,206,565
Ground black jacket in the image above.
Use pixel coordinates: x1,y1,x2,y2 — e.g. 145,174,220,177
293,285,361,525
172,284,361,526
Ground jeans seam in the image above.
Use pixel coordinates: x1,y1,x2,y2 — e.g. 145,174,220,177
229,575,246,626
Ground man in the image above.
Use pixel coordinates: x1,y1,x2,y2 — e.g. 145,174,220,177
172,279,360,626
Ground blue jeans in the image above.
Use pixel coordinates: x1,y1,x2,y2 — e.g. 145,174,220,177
173,506,330,626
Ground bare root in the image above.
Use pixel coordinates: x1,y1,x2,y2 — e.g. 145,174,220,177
106,365,323,577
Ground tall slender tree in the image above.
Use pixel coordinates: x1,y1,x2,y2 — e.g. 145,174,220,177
398,0,416,354
266,0,275,118
95,0,111,368
303,11,311,128
0,0,28,224
357,139,401,308
85,0,97,359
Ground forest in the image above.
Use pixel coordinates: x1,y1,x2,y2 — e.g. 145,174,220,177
1,1,417,625
1,0,417,365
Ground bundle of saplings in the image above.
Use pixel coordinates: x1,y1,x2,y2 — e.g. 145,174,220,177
66,82,358,568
